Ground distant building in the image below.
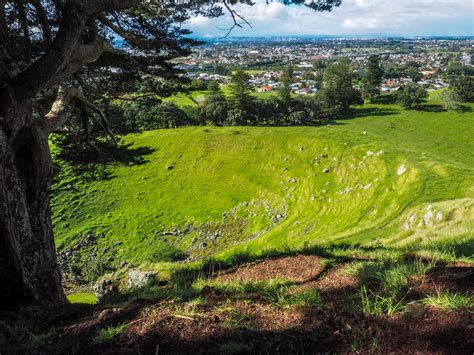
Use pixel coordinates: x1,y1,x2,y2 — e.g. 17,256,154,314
258,85,273,93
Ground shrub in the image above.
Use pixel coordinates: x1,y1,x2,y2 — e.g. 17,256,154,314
395,83,428,109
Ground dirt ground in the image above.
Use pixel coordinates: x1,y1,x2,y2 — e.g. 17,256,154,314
1,255,473,354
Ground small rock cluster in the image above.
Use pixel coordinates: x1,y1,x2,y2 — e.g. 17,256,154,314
403,205,444,231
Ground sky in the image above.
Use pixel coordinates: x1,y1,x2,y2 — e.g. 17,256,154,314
186,0,474,38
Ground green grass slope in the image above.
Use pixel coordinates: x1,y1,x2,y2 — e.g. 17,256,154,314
52,102,474,265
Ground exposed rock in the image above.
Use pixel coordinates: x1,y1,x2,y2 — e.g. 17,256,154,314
397,164,407,176
403,213,417,231
323,168,330,174
94,276,120,304
436,211,444,222
167,165,174,171
98,308,123,322
424,209,434,227
127,270,158,290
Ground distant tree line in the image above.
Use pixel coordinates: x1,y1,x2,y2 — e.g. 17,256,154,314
116,59,364,131
54,55,473,162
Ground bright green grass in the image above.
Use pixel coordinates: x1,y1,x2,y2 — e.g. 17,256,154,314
163,84,277,107
52,100,474,265
67,292,96,304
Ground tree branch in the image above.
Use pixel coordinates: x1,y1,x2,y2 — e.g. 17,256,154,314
29,0,53,44
41,86,82,134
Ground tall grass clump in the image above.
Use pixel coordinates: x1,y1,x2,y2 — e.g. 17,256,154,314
422,290,473,311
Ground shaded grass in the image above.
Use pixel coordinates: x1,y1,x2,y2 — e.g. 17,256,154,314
95,323,127,343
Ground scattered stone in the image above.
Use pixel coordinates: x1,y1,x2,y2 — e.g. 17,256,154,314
127,270,158,290
403,213,417,231
436,211,443,222
288,177,297,183
424,209,434,227
366,150,375,156
94,276,119,304
323,168,330,174
167,165,174,171
397,164,407,176
363,131,367,135
98,308,122,322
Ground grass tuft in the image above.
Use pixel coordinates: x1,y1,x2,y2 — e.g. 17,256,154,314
95,323,127,343
422,290,473,311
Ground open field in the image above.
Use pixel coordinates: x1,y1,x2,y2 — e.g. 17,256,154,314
6,95,472,354
52,99,474,268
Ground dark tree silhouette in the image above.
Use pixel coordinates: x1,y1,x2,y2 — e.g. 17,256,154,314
0,0,342,309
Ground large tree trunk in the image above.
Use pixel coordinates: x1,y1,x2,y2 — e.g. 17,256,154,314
0,87,65,309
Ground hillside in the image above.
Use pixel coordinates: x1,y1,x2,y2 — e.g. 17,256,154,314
4,101,472,354
51,101,474,268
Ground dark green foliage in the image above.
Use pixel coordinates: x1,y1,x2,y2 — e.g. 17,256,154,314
446,62,474,76
395,83,428,109
122,99,193,131
404,66,423,83
362,55,384,102
228,70,256,124
278,65,294,112
320,60,363,116
213,64,232,76
450,75,474,102
146,245,186,262
199,82,229,125
187,79,209,91
383,64,404,79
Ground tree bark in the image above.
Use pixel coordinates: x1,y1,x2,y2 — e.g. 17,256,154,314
0,86,65,309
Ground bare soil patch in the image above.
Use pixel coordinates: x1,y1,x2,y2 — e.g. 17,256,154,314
214,255,325,283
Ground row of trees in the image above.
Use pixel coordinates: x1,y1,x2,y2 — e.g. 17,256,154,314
116,60,363,131
115,55,473,132
195,60,363,127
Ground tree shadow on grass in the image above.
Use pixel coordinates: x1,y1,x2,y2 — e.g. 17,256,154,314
3,242,473,354
341,107,399,120
53,142,155,182
39,283,473,354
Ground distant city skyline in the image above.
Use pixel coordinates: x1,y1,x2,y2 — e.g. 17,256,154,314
186,0,474,38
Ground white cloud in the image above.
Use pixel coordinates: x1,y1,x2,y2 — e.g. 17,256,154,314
186,0,474,37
